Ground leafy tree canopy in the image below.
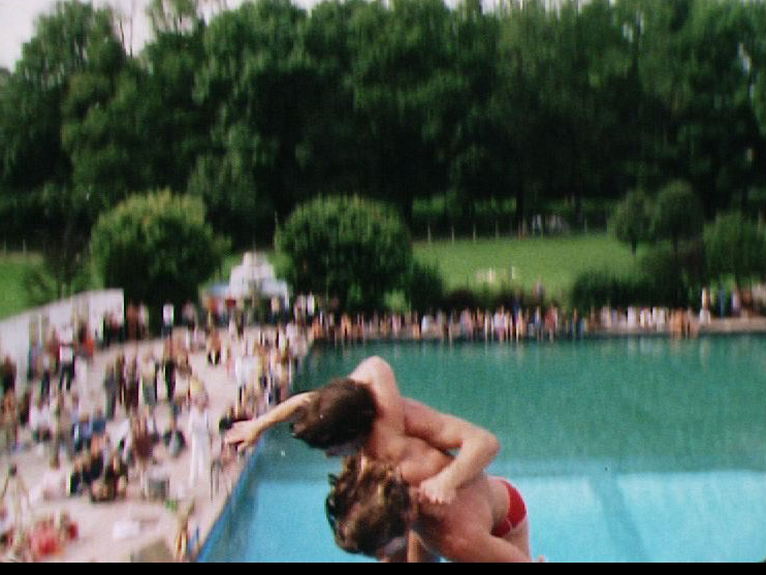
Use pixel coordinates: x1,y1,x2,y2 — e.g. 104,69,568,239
650,179,705,252
610,188,652,255
704,212,766,285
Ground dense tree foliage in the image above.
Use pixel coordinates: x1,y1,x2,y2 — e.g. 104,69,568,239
704,212,766,284
610,189,652,255
649,179,705,254
0,0,763,308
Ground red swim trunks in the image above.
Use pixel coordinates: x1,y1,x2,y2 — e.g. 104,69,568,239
491,480,527,537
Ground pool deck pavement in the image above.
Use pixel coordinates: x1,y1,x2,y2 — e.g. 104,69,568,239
2,331,259,563
1,315,765,563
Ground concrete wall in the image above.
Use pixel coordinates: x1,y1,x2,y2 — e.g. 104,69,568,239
0,289,123,387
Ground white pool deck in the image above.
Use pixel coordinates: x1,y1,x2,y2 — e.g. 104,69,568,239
1,331,259,562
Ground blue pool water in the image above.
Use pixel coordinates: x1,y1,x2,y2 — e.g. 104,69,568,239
199,335,766,562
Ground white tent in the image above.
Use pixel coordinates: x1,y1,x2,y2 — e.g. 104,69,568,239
228,251,277,299
227,251,290,303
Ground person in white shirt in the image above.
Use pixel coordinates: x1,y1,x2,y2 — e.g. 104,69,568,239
29,395,52,443
163,303,175,339
187,396,212,489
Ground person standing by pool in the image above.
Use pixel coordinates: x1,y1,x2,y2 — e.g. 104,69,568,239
226,355,500,507
103,364,119,421
140,351,158,412
188,395,213,491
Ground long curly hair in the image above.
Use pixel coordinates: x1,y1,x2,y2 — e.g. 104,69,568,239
291,378,377,449
325,454,412,557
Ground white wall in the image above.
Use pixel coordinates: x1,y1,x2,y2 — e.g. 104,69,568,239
0,289,123,387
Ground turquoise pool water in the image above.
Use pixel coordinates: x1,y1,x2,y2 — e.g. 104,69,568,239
199,335,766,562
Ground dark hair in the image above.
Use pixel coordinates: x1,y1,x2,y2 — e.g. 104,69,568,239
291,378,377,450
325,455,412,557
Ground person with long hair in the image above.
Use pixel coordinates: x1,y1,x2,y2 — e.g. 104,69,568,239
326,451,538,563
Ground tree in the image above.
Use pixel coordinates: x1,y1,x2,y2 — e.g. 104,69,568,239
346,0,453,220
649,179,704,254
704,212,766,286
673,0,766,217
187,152,272,248
610,188,652,255
440,0,503,220
195,0,314,229
276,196,413,312
297,0,370,198
0,1,129,298
90,190,228,314
29,182,97,299
0,0,125,198
141,0,211,194
48,1,129,206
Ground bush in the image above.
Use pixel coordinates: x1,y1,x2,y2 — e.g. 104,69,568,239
90,189,228,314
403,259,446,314
704,212,766,285
570,252,696,311
639,243,701,307
609,189,652,255
650,180,704,252
441,288,479,311
571,270,621,311
277,195,413,312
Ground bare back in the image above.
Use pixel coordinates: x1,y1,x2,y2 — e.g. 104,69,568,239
387,433,504,561
350,357,410,463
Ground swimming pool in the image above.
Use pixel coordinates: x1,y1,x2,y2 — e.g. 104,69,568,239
199,335,766,562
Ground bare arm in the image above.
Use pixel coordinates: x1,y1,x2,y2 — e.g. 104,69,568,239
403,399,500,505
225,392,316,452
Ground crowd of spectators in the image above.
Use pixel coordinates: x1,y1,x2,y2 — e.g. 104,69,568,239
0,298,312,561
303,283,764,346
0,281,763,560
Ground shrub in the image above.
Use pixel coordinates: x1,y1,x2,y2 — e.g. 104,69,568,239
91,189,228,316
650,180,704,253
704,212,766,285
404,260,446,314
277,195,413,312
610,189,652,255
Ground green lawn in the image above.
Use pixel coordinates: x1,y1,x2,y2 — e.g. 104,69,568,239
414,233,641,304
0,252,42,320
0,234,639,320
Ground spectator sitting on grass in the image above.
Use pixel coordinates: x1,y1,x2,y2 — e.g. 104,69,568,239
73,413,92,454
68,456,88,496
90,451,128,503
91,408,107,440
218,404,236,435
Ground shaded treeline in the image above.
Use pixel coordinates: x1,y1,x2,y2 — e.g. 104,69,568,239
0,0,763,257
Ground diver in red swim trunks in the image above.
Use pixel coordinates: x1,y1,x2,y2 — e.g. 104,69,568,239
326,453,539,562
228,356,540,562
491,480,528,538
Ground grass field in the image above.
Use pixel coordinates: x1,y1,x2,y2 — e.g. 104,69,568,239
0,233,639,320
414,233,640,304
0,252,43,320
